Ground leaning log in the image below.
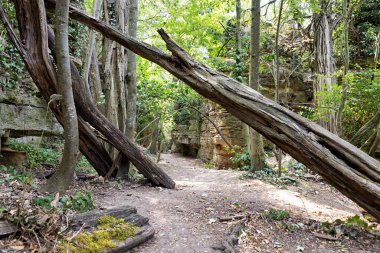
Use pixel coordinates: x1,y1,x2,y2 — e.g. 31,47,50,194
43,0,380,220
0,0,175,189
0,2,112,177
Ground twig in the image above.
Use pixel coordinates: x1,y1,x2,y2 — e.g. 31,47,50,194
68,223,85,241
32,230,42,252
217,215,246,222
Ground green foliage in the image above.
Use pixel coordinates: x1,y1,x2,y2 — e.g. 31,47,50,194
0,165,29,184
33,192,95,213
203,161,215,169
342,68,380,137
319,215,376,238
265,208,290,221
352,0,380,58
76,156,95,173
0,1,25,89
8,141,59,168
242,166,300,186
314,83,342,124
227,145,250,171
287,161,308,178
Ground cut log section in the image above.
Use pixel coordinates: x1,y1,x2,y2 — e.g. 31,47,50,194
0,220,17,239
42,0,380,221
69,205,154,252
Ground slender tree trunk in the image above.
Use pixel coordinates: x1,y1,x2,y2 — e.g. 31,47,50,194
274,0,284,177
126,0,138,140
313,1,337,134
118,0,138,177
102,1,118,157
336,0,350,136
83,0,102,97
89,49,102,104
42,0,79,192
236,0,241,53
115,0,127,133
249,0,265,171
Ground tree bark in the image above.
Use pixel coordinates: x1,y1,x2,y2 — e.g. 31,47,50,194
274,0,285,176
83,0,102,97
313,1,337,133
45,2,380,220
125,0,138,141
249,0,265,171
1,0,175,189
41,0,79,192
115,0,130,178
336,0,350,136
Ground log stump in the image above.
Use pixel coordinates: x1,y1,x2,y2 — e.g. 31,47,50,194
70,205,154,252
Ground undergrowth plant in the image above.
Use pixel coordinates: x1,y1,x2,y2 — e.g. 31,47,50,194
0,165,29,184
8,141,59,168
319,215,379,238
265,208,290,221
33,192,95,213
227,145,251,170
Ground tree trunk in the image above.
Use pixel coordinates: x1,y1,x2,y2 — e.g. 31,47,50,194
274,0,285,177
114,0,130,178
313,1,337,133
82,0,102,97
336,0,350,136
249,0,265,171
235,0,242,53
1,0,175,189
350,111,380,147
47,2,380,220
126,0,138,140
41,0,79,192
89,49,102,104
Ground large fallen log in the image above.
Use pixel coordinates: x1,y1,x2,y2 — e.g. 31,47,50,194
0,0,175,189
43,0,380,220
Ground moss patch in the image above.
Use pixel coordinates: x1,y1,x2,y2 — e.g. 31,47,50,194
59,215,139,253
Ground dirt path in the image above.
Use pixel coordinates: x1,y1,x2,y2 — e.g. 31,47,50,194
94,153,366,253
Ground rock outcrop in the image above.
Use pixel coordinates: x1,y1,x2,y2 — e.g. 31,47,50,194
0,71,62,140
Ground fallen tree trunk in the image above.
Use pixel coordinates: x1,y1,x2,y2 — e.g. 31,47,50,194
43,0,380,220
0,0,175,189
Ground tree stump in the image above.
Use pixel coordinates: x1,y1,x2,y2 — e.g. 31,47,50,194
70,205,154,252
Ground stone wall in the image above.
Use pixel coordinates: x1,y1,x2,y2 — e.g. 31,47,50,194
171,73,313,169
198,102,244,169
0,71,62,141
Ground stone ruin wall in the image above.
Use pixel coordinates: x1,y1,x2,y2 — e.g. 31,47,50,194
171,73,313,169
0,70,62,147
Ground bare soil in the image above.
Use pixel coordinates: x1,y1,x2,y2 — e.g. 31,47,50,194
88,153,380,253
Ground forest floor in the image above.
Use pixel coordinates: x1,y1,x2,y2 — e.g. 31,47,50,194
89,153,380,253
1,153,380,252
